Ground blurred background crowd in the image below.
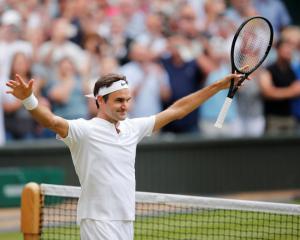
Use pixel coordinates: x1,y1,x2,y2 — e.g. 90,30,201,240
0,0,299,144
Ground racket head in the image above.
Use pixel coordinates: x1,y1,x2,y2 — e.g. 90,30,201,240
230,16,273,75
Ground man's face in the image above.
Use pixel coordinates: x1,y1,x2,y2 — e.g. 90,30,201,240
99,89,131,123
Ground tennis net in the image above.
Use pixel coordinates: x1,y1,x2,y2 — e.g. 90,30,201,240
21,183,300,239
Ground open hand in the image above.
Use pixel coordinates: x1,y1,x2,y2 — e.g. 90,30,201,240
6,74,34,100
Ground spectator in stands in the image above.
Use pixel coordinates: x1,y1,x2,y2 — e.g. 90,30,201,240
136,13,167,58
102,15,133,66
3,52,47,140
200,0,227,37
45,55,89,120
14,0,52,31
118,0,146,38
176,3,215,75
187,0,206,23
0,9,32,144
236,70,265,137
151,0,181,18
56,0,84,47
24,25,46,66
82,33,109,89
38,18,85,75
225,0,258,26
176,3,203,61
253,0,291,39
259,38,300,135
282,26,300,134
120,42,170,118
0,9,32,82
160,34,206,134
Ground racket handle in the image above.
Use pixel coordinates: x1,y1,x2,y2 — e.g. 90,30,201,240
214,97,233,128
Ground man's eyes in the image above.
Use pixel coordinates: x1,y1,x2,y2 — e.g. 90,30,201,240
115,99,131,103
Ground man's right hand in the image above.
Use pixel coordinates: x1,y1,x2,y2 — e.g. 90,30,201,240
6,74,34,100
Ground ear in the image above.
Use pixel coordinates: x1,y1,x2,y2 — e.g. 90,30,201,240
97,95,104,105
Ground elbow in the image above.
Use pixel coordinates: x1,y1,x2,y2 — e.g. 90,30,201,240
168,104,186,120
43,118,55,130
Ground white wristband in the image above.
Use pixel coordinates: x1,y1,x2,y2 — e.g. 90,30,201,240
22,93,38,110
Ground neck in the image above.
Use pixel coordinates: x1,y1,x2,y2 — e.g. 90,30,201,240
277,58,290,68
172,56,183,66
97,111,119,126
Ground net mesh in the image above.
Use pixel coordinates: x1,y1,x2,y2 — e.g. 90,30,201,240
39,184,300,240
234,18,272,73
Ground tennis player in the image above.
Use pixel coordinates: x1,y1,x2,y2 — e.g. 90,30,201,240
6,72,243,240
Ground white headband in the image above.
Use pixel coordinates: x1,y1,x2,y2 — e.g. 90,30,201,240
85,80,129,99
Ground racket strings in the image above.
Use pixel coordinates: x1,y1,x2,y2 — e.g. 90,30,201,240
234,19,271,73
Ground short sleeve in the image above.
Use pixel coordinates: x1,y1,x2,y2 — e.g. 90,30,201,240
130,115,155,142
57,118,88,148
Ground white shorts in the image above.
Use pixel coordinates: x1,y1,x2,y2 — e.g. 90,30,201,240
80,219,134,240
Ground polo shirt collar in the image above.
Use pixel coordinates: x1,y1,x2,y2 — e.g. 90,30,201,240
93,117,123,134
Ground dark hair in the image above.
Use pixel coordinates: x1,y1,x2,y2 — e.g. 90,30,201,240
93,73,127,109
275,37,290,49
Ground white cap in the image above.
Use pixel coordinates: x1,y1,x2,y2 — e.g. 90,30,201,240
1,10,21,26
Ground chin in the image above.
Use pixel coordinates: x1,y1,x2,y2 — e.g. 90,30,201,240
117,114,127,121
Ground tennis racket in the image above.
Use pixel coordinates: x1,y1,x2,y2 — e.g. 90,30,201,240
214,16,273,128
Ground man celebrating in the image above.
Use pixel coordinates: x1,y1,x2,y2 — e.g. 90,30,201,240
6,72,243,240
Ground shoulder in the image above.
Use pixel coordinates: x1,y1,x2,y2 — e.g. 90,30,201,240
68,118,92,130
122,116,155,131
125,115,154,123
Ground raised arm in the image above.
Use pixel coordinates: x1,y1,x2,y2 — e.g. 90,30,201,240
153,73,243,132
6,74,69,138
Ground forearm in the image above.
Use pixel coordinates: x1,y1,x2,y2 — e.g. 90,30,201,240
25,95,68,137
262,85,299,99
170,81,222,120
259,70,300,99
153,73,241,132
29,103,69,137
29,104,57,130
6,75,68,137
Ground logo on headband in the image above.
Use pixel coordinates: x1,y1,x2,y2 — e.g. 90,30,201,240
98,80,129,96
85,79,128,99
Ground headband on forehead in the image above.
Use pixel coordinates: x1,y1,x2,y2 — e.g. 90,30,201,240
85,80,129,99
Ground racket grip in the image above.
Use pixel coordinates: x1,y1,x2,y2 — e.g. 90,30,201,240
214,97,233,128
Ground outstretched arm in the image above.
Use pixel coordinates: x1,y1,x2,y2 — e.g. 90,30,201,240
153,73,243,132
6,74,69,138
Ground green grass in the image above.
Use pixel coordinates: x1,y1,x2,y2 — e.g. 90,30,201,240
2,210,300,240
0,232,22,240
134,210,300,240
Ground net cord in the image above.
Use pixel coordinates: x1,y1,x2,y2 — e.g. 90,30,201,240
41,184,300,216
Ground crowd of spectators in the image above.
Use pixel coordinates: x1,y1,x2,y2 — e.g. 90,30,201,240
0,0,299,144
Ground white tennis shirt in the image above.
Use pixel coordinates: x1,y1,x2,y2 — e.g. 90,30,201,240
59,116,155,223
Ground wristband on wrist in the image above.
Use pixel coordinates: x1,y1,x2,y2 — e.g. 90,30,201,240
22,93,38,110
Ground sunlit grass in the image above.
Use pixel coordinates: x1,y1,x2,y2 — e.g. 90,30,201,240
0,232,22,240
